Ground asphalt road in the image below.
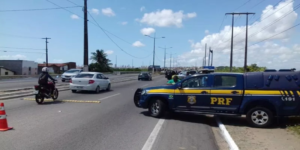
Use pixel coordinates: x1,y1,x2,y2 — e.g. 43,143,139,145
0,74,137,90
0,76,218,150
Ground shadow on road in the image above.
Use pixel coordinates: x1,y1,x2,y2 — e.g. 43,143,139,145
71,90,114,94
39,100,65,105
140,111,218,127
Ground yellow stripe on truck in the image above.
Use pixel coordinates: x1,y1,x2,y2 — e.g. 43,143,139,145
210,90,243,94
244,90,282,95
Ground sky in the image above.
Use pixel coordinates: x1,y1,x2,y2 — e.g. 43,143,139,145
0,0,299,69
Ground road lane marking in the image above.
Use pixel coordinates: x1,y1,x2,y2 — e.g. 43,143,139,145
98,93,120,100
141,119,165,150
216,117,239,150
23,98,101,103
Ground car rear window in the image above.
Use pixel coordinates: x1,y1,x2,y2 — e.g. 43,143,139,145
75,73,94,78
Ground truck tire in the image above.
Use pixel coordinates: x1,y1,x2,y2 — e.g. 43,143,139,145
149,99,166,118
246,107,273,128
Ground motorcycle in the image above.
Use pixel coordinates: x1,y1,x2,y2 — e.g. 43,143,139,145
33,80,59,104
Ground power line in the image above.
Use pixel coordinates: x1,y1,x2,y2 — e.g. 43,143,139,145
46,0,83,18
87,12,151,59
1,50,45,54
250,22,300,46
218,15,227,31
0,6,81,12
235,3,300,44
0,33,41,39
233,0,251,12
0,46,44,50
248,0,266,10
220,0,296,47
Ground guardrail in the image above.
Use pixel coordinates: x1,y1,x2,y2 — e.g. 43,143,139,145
0,71,143,80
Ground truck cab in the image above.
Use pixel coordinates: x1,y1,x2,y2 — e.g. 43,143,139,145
134,70,300,128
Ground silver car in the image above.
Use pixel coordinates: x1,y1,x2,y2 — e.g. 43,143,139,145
61,69,82,82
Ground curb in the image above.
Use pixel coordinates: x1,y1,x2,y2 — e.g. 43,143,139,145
215,117,239,150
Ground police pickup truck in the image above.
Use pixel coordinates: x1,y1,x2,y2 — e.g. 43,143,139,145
134,69,300,128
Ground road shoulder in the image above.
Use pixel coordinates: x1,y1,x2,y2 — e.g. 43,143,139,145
220,116,300,150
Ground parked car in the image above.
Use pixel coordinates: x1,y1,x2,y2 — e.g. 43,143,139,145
70,72,111,93
134,69,300,128
138,72,152,81
61,69,82,82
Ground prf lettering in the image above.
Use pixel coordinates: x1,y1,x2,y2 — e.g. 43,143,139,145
210,97,233,105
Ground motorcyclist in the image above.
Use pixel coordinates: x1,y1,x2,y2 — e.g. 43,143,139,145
38,67,56,96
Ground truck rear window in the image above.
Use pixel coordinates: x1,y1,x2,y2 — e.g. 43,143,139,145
213,75,237,87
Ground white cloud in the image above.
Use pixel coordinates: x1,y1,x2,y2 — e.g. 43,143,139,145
205,30,209,35
132,41,145,47
0,54,27,60
105,50,114,55
121,21,128,25
138,9,197,27
177,0,299,69
140,6,145,12
140,27,155,35
90,8,99,15
102,8,115,17
71,14,79,19
53,59,63,63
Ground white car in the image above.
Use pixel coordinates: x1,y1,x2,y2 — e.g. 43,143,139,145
61,69,82,82
70,72,111,93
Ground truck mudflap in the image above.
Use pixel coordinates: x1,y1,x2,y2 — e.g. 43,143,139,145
134,88,143,107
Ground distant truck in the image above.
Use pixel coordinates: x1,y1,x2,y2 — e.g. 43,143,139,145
148,65,161,72
134,69,300,128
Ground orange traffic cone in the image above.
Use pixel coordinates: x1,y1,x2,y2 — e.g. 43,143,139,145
0,103,13,131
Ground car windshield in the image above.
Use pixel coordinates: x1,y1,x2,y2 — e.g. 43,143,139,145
75,73,94,78
65,70,80,73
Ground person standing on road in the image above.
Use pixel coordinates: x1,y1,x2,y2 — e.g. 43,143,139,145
38,67,56,96
167,75,181,85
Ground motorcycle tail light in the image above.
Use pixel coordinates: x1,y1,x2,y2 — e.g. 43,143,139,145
34,85,39,90
89,80,95,84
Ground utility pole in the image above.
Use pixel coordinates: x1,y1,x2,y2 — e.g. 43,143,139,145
42,37,51,67
204,43,207,66
226,12,254,72
208,47,211,67
83,0,89,71
244,13,255,72
170,53,172,69
158,46,172,70
115,55,117,68
210,49,213,66
145,34,165,74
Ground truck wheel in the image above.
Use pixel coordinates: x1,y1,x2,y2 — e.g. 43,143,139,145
149,99,166,118
246,107,273,128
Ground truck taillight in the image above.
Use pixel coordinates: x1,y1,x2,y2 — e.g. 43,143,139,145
70,79,72,83
89,80,95,84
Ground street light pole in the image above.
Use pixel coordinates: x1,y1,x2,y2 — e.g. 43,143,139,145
158,46,172,70
145,34,165,74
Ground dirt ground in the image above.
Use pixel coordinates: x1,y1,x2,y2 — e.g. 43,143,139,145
219,116,300,150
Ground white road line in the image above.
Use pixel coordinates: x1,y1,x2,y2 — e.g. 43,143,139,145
141,119,165,150
216,117,239,150
141,84,148,87
98,93,120,100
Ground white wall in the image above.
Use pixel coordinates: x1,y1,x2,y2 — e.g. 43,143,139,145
0,68,14,76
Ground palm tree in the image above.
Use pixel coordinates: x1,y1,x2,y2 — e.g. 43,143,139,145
90,49,112,72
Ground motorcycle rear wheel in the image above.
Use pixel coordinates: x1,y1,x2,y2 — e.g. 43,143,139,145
35,95,44,104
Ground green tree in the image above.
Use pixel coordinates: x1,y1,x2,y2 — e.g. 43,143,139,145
89,49,112,72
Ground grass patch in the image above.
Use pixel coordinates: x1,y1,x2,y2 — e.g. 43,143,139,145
286,117,300,136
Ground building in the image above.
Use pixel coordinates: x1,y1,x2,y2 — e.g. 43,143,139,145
38,62,77,74
0,60,38,75
0,66,15,75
